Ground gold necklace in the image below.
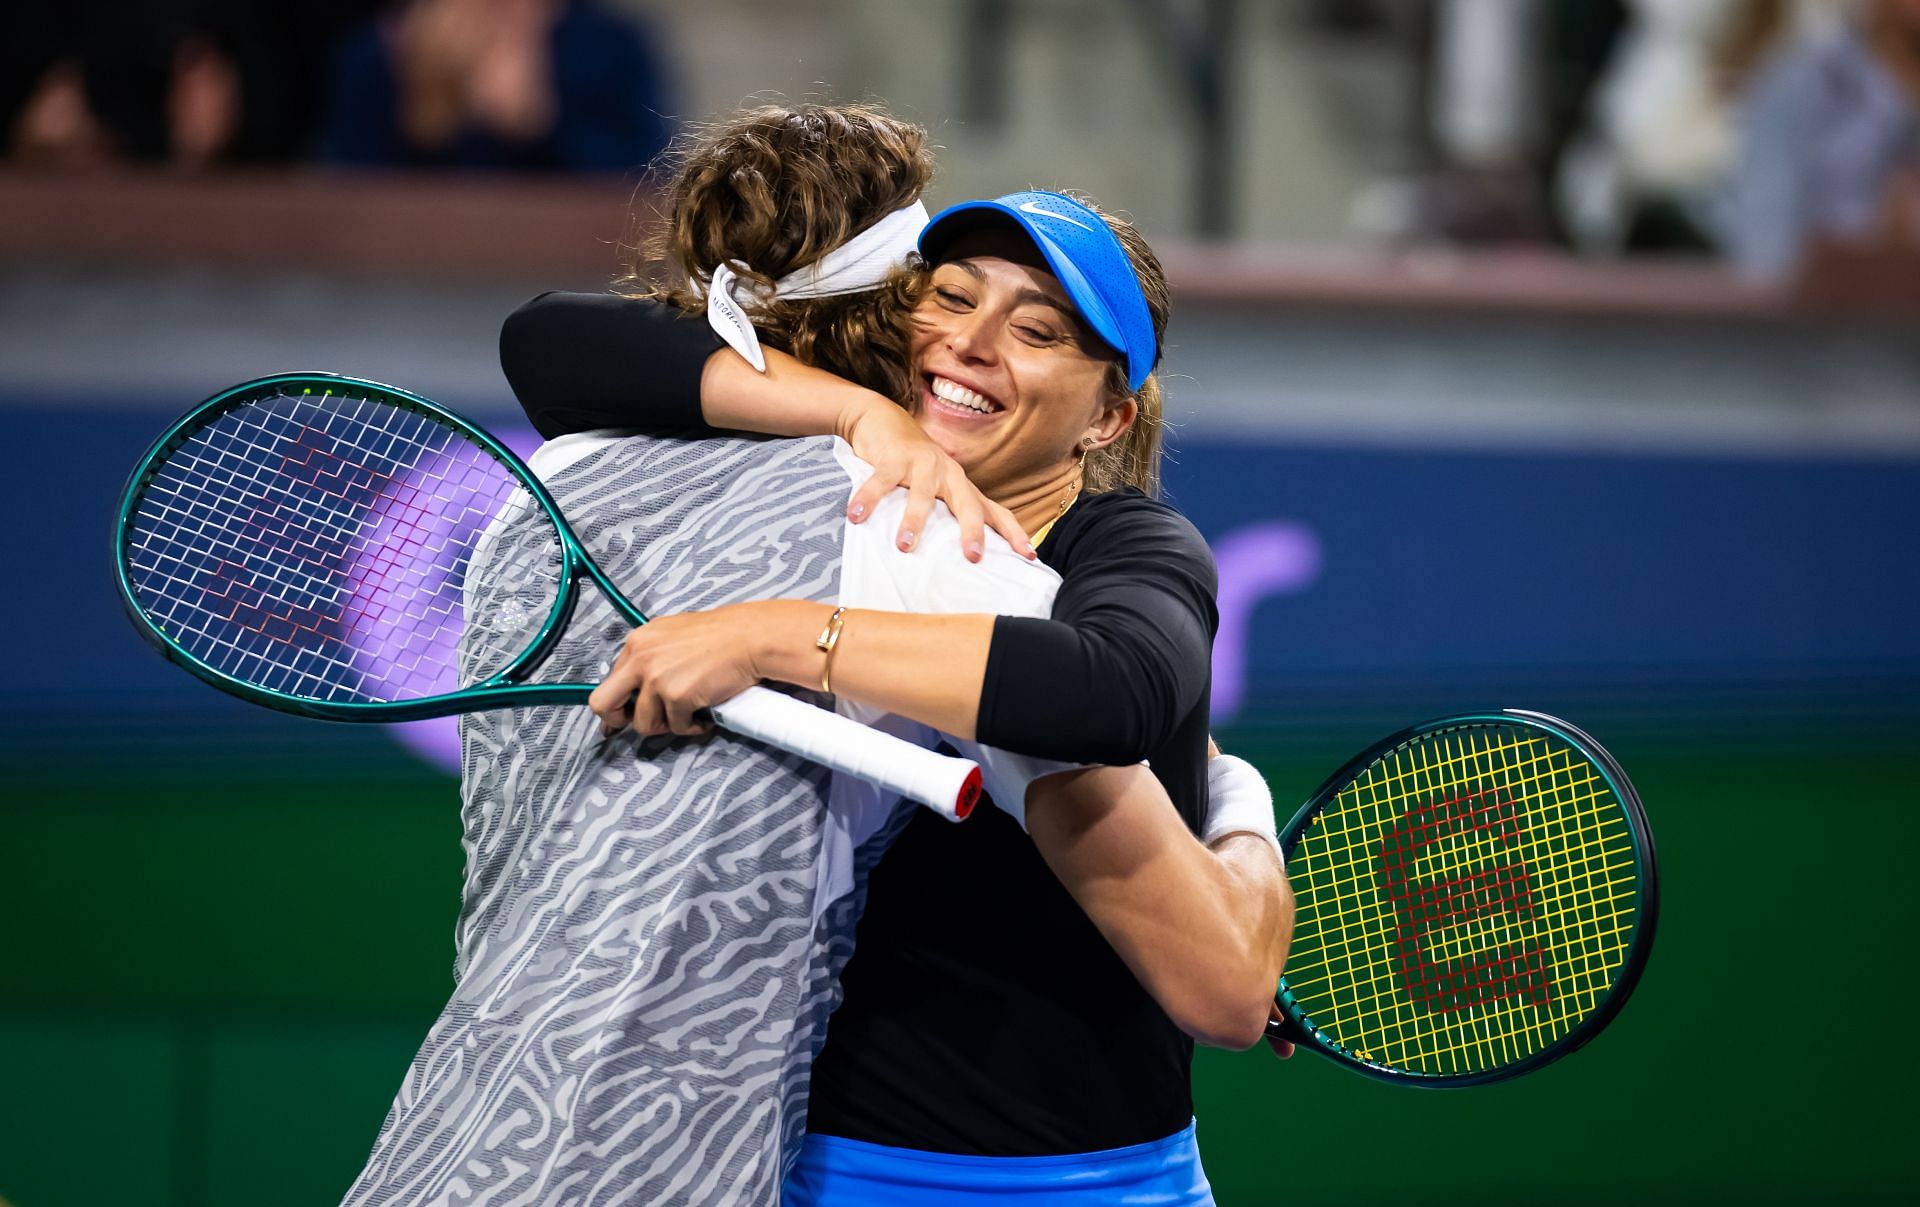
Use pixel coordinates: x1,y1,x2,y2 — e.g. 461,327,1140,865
1029,474,1083,549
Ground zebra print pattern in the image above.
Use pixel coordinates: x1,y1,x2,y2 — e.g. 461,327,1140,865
343,434,903,1206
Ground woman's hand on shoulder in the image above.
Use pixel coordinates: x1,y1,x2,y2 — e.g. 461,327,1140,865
836,396,1035,563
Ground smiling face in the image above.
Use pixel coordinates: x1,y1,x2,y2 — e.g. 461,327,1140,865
908,227,1134,499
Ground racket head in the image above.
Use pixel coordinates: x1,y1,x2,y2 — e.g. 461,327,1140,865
1273,710,1658,1086
115,372,594,720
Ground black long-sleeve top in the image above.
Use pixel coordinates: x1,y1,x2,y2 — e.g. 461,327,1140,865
500,290,1220,1155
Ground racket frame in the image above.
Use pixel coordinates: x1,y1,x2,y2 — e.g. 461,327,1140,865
1268,709,1660,1087
117,372,986,820
115,372,646,721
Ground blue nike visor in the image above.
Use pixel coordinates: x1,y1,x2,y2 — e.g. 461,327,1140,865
918,190,1158,391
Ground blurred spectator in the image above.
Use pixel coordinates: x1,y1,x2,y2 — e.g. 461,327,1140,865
1354,0,1613,247
7,4,239,169
1416,0,1555,244
3,1,382,169
1555,0,1745,256
319,0,673,173
1720,0,1920,280
1346,0,1884,263
1432,0,1546,172
1553,1,1839,258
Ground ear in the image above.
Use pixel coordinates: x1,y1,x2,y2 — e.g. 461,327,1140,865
1082,396,1137,452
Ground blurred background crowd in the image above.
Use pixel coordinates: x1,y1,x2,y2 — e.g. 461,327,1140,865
5,0,1919,285
1,4,1916,1206
2,0,671,174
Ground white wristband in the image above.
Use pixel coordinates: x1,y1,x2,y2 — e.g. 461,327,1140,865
1204,754,1283,867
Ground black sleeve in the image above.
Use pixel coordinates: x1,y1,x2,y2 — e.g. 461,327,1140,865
975,496,1218,765
499,291,727,440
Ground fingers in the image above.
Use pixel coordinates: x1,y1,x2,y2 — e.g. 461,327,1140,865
947,467,1032,563
949,485,987,563
984,499,1037,560
591,621,736,741
596,694,635,739
848,461,904,526
1265,1002,1294,1059
589,646,644,737
592,631,671,739
898,461,935,552
662,689,712,738
855,451,1036,562
628,684,669,738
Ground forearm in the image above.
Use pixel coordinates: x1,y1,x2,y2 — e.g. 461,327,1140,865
500,292,723,438
501,288,902,444
1206,832,1293,999
744,600,994,739
700,343,891,439
1027,766,1293,1050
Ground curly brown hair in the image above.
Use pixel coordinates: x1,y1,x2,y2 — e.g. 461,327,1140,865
616,103,934,407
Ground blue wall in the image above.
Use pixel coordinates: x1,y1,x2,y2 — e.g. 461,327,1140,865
5,393,1917,1205
14,394,1913,763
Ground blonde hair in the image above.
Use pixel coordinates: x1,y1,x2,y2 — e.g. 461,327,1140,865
1073,198,1171,498
617,103,934,405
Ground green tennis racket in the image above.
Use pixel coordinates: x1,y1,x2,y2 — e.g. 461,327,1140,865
1268,710,1657,1085
113,372,983,819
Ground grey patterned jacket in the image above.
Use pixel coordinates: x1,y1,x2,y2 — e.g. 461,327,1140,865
342,431,1064,1206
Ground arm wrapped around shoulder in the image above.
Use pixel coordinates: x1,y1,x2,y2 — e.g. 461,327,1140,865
499,291,724,439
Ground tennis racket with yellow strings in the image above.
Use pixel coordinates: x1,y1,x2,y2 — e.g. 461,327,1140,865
1267,710,1657,1085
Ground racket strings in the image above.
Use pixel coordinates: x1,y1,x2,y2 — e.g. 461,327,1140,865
1319,738,1632,1071
1283,723,1642,1076
1320,733,1635,1074
123,388,563,704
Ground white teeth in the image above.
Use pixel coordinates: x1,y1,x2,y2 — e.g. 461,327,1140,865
931,376,994,414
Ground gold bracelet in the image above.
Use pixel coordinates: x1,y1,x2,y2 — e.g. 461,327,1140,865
815,606,848,693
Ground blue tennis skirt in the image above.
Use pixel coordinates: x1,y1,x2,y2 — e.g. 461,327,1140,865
781,1120,1215,1205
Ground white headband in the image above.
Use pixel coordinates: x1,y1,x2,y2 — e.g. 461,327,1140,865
701,200,930,372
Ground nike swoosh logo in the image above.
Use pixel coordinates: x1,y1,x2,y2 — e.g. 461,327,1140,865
1019,199,1095,232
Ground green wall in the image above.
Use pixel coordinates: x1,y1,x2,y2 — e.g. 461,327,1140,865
3,738,1915,1205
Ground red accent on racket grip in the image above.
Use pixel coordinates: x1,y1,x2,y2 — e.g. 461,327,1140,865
954,768,983,820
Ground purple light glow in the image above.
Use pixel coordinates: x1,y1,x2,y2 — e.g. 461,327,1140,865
380,423,543,773
1209,520,1322,722
342,443,495,702
389,715,464,772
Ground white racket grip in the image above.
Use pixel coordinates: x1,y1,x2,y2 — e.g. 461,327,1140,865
707,685,983,822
